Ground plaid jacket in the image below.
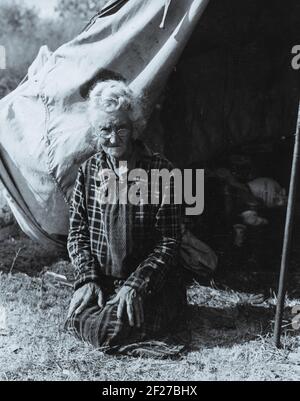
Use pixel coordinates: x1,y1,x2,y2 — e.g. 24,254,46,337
67,140,182,296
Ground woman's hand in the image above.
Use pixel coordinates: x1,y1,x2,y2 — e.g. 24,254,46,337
107,285,144,328
67,282,104,319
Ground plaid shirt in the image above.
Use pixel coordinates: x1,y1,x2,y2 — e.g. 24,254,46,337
67,140,182,296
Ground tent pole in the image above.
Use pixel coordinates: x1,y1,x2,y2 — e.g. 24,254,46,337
274,100,300,348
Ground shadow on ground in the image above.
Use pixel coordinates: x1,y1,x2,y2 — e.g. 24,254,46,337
187,303,274,349
0,226,67,276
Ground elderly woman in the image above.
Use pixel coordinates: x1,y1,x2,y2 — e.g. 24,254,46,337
65,80,186,351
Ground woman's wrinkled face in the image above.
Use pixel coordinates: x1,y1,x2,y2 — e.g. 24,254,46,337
92,109,133,160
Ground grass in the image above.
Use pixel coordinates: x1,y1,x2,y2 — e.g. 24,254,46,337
1,232,300,381
1,0,299,382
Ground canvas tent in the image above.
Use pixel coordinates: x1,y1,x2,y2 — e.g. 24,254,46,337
0,0,211,246
0,0,299,246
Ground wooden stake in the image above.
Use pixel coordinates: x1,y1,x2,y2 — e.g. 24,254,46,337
274,100,300,348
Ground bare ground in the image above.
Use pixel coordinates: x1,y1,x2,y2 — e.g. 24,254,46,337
0,228,300,381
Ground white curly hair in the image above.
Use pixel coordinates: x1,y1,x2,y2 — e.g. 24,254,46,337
88,80,146,139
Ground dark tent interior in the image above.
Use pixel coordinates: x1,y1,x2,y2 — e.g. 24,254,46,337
145,0,300,296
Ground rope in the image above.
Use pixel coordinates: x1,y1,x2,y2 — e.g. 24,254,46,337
160,0,172,29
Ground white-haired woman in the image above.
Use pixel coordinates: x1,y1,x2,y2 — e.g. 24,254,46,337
65,80,187,354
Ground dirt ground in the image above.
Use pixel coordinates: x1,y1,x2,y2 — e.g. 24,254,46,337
0,227,300,381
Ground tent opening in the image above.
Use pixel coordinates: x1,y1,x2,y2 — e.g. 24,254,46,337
142,0,300,296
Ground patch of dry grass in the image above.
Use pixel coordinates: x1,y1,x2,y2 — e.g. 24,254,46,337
1,263,300,381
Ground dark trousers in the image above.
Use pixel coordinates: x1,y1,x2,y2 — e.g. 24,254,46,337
65,275,187,348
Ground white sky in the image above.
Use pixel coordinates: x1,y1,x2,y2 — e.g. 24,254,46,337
21,0,58,18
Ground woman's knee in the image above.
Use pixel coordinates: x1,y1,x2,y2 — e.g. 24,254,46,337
65,303,134,347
